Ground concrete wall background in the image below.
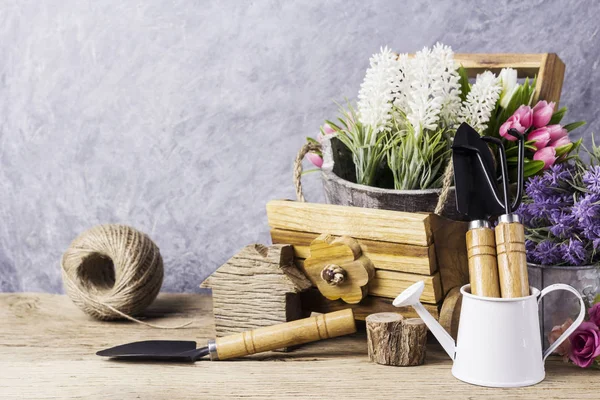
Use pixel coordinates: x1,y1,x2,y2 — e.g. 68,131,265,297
1,0,598,293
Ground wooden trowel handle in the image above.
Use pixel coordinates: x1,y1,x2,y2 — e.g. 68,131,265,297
213,309,356,360
496,221,529,298
466,226,501,297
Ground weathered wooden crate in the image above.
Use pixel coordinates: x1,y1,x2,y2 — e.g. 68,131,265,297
267,200,469,331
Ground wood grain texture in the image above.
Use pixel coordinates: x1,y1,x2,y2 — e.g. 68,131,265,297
369,270,443,304
399,318,428,366
215,309,356,360
534,53,565,106
303,234,374,304
366,312,405,366
1,293,596,400
454,53,564,106
466,227,501,298
495,222,530,298
438,286,463,340
271,228,437,275
266,200,433,246
200,244,312,337
296,260,442,304
300,288,440,320
429,214,470,295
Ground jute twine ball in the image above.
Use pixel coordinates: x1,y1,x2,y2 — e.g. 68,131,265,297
61,224,163,321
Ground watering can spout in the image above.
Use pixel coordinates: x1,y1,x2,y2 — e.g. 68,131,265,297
393,281,456,360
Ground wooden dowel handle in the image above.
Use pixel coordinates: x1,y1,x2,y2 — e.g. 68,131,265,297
466,227,501,297
495,222,529,298
214,309,356,360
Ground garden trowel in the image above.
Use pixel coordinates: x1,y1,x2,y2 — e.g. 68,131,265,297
452,123,505,298
97,309,356,362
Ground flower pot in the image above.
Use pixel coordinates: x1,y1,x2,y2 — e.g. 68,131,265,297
321,137,459,219
528,263,600,347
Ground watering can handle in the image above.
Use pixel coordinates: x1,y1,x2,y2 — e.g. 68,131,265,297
538,284,586,362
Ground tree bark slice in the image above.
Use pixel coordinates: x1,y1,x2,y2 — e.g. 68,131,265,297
399,318,427,366
366,313,427,366
366,312,404,366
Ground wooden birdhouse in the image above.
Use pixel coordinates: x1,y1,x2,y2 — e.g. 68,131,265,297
200,243,312,337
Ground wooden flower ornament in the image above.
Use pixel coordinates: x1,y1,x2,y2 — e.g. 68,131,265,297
304,234,375,304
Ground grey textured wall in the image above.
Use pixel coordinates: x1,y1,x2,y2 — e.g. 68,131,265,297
1,0,598,293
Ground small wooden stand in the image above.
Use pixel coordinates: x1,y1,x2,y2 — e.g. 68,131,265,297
366,312,427,366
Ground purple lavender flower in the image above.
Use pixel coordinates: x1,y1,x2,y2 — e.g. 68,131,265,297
525,175,554,202
548,164,573,187
572,193,600,226
549,210,577,238
560,239,589,266
532,240,563,265
583,165,600,194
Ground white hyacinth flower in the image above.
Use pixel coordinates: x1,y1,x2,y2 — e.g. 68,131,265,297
357,46,401,133
499,68,519,108
458,71,502,134
394,43,461,135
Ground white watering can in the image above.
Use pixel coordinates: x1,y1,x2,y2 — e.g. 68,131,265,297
393,281,586,387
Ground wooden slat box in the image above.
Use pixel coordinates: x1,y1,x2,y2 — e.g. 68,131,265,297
267,200,469,316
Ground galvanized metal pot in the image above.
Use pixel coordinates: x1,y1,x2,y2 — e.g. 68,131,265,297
528,263,600,347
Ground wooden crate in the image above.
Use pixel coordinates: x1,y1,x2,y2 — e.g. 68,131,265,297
267,200,469,318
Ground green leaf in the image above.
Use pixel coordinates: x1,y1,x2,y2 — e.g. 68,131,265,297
523,160,545,177
549,107,567,125
306,137,319,144
563,121,586,132
458,66,470,102
554,143,573,157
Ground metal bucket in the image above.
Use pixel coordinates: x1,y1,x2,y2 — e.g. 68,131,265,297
528,263,600,347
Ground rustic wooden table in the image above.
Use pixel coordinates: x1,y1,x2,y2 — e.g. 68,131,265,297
0,293,597,399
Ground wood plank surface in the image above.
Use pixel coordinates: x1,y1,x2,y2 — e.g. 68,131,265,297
271,228,437,275
295,260,442,304
300,288,439,320
368,270,443,304
1,293,597,400
266,200,433,246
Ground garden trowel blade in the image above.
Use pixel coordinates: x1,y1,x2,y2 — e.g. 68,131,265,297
96,340,209,362
452,123,503,220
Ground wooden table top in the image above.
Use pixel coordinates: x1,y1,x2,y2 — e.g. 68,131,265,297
0,292,598,399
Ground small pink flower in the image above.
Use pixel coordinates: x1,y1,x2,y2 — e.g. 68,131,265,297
322,123,336,135
549,136,571,148
306,152,323,168
499,106,533,141
589,303,600,327
527,127,551,150
514,105,534,129
532,100,555,128
534,146,557,169
317,123,336,143
569,321,600,368
547,124,568,141
548,318,574,361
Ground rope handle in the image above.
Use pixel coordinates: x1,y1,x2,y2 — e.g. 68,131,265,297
293,142,453,215
294,142,322,202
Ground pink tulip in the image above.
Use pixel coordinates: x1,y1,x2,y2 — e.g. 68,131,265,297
534,147,557,170
306,152,323,168
527,127,551,150
549,136,571,148
322,123,336,135
547,124,568,141
532,100,555,128
513,105,534,129
499,105,533,141
569,322,600,368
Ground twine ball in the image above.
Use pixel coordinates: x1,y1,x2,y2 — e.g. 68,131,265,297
61,224,163,321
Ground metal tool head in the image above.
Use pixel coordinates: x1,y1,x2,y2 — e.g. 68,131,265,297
452,123,505,220
97,340,209,362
